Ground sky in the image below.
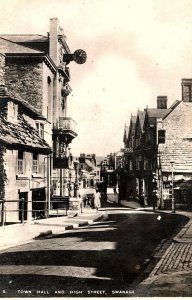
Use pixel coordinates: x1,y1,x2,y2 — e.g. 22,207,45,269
1,0,192,156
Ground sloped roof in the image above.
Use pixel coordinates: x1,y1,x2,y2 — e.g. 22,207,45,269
96,156,105,166
123,124,129,141
0,34,49,53
0,37,44,55
169,100,181,110
131,115,137,123
0,113,51,154
0,34,48,43
146,108,171,125
0,86,45,119
130,115,137,135
147,108,171,119
136,110,146,131
85,159,95,169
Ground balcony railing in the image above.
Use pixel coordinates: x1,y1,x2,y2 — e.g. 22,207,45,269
53,117,77,136
59,117,77,132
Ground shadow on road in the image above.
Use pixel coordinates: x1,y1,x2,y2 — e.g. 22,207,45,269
0,200,188,297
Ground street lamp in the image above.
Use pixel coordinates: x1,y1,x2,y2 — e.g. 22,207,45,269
170,160,175,213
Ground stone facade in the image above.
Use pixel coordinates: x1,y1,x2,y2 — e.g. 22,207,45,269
122,79,192,210
5,58,43,112
4,149,48,222
157,100,192,209
0,86,51,223
158,102,192,173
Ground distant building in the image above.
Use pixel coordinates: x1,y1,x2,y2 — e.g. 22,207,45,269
122,79,192,210
79,153,98,188
100,153,118,191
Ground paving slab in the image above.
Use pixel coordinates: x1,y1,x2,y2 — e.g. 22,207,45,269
0,211,103,251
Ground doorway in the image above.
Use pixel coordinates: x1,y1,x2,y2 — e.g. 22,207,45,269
19,192,28,222
32,188,46,219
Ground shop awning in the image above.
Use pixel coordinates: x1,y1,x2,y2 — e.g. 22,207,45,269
175,179,192,190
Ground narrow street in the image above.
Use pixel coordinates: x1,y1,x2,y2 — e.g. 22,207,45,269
0,200,186,297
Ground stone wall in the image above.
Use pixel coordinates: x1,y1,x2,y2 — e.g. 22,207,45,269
5,57,43,112
158,101,192,173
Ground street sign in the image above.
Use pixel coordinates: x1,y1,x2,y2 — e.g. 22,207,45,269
120,148,133,153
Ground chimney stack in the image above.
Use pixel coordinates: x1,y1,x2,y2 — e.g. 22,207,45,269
157,96,167,109
49,18,60,65
181,78,192,102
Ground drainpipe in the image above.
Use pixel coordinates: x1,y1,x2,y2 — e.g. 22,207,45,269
47,154,51,217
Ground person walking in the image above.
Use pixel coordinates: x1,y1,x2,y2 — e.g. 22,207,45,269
152,191,157,211
139,194,145,208
94,189,101,211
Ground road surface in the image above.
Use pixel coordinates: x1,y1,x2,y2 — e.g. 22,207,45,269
0,203,185,297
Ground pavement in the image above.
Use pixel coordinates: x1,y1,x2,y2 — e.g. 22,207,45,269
0,209,104,251
118,197,192,297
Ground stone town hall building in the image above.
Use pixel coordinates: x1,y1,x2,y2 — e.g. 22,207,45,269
0,18,86,223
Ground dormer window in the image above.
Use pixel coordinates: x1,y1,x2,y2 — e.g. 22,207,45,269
36,122,44,138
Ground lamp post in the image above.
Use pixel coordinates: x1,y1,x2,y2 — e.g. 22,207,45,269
170,160,175,213
73,160,79,197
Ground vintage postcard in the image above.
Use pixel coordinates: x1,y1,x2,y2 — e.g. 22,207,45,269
0,0,191,298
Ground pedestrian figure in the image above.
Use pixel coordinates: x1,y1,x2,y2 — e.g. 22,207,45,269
94,190,101,211
152,192,157,211
144,195,148,206
113,186,117,194
139,194,145,208
83,196,88,208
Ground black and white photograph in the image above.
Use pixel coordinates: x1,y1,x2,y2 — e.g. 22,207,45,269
0,0,192,298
